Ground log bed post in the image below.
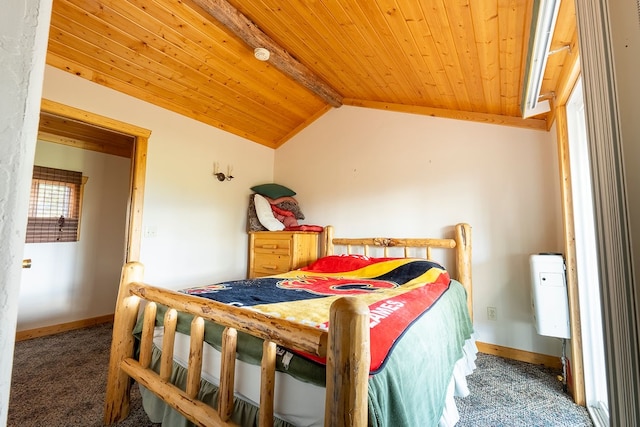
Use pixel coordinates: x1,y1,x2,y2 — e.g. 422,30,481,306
325,297,370,427
454,223,473,321
104,262,144,424
322,225,335,256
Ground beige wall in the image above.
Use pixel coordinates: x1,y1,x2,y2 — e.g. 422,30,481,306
276,106,565,356
42,66,276,289
42,65,567,357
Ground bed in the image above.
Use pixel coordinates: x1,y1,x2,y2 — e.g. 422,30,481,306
104,223,475,427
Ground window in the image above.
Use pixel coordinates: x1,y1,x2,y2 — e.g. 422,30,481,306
26,166,86,243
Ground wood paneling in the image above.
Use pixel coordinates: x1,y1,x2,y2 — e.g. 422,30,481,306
555,105,585,405
39,112,135,158
47,0,576,147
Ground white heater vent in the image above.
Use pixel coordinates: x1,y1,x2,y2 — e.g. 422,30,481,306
530,254,571,339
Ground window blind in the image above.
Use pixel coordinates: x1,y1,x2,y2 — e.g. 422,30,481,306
26,166,83,243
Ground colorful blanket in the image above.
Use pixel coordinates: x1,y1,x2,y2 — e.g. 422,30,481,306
181,258,450,373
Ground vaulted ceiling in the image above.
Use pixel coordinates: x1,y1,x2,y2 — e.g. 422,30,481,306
46,0,577,148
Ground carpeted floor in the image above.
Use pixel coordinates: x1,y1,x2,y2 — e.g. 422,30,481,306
8,323,154,427
8,323,593,426
455,353,593,426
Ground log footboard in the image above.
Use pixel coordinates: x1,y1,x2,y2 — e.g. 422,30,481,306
104,262,370,427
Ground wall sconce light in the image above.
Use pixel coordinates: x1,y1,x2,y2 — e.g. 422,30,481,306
213,162,234,181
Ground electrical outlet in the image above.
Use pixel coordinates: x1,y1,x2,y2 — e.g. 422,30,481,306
143,225,158,238
487,306,497,321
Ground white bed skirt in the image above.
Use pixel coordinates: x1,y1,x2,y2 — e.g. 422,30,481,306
143,328,478,426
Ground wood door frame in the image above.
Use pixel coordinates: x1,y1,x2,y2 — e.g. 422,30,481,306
39,98,151,261
549,50,585,405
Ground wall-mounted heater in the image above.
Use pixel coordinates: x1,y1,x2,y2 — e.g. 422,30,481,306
530,253,571,339
530,253,571,392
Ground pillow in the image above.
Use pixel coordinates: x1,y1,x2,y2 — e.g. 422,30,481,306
264,196,305,220
251,183,296,199
271,204,295,217
271,204,299,228
253,194,285,231
301,255,398,273
264,195,298,205
285,225,324,232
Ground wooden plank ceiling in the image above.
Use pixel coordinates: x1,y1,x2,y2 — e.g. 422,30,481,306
46,0,577,148
38,111,135,158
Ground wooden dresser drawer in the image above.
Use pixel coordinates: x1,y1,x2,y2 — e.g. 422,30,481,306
253,237,291,255
252,253,292,276
248,231,320,278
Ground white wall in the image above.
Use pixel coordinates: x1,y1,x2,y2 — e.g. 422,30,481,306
41,66,275,290
18,141,130,330
276,106,565,356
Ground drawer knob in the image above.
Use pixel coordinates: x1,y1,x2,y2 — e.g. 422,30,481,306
262,265,278,270
260,244,278,249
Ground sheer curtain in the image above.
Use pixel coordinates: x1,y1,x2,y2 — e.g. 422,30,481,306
574,1,640,425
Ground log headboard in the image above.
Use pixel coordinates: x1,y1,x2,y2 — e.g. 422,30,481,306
322,223,473,320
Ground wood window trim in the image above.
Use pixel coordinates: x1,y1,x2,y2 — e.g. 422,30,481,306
77,175,89,240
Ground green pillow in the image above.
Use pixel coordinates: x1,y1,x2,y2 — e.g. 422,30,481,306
250,183,296,199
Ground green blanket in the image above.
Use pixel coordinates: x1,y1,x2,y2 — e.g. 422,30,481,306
368,280,473,426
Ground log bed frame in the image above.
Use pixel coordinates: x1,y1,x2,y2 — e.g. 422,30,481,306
104,223,472,427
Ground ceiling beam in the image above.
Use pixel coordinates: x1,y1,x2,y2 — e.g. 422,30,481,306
189,0,343,108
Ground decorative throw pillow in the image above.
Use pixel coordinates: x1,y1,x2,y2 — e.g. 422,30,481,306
276,200,305,220
263,196,305,220
250,183,296,199
247,195,267,232
301,255,397,273
253,194,285,231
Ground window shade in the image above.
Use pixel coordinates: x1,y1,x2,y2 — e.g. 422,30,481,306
26,166,83,243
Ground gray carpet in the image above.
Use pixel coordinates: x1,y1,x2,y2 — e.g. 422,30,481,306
455,353,593,426
9,323,154,427
8,323,593,426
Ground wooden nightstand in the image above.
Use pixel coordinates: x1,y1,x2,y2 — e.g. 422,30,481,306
248,231,320,278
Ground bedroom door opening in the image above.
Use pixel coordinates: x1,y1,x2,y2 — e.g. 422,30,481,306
16,100,150,338
566,78,609,427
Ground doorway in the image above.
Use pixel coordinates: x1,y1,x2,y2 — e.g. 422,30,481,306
39,99,150,262
16,100,150,339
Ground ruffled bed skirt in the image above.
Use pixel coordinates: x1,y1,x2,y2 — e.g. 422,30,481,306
138,334,477,427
